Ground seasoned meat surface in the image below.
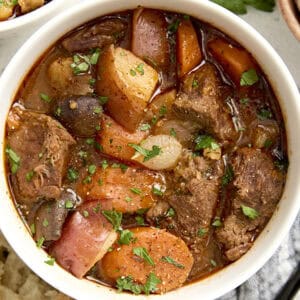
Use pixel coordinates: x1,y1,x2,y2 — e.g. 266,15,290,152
173,63,237,142
216,148,285,261
7,108,75,205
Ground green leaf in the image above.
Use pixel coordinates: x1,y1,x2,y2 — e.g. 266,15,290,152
128,143,162,162
130,187,142,195
161,256,185,269
211,0,247,14
67,168,79,182
36,237,45,248
143,273,161,295
152,185,164,196
135,215,145,225
136,63,145,75
88,164,97,175
133,247,155,266
116,276,143,295
221,164,234,186
257,108,272,120
44,256,55,266
195,135,220,151
166,207,175,218
197,228,208,237
139,123,151,131
40,93,51,103
212,217,223,227
118,229,135,245
240,69,259,86
244,0,275,12
102,210,123,231
6,147,21,174
241,205,259,219
90,48,101,65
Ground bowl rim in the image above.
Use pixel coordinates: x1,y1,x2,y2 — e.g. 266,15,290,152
0,0,300,299
0,0,67,32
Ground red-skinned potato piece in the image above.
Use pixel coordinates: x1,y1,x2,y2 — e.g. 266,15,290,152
77,166,161,213
97,114,148,162
132,8,170,70
50,200,117,278
100,227,194,293
96,45,159,132
177,19,202,77
208,38,256,86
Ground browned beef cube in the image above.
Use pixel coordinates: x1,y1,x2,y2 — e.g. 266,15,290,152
216,148,285,261
173,63,237,142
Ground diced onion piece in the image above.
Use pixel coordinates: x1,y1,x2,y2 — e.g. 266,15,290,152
132,135,182,170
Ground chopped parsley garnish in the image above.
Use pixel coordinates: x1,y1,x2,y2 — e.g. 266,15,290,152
152,185,164,196
5,147,20,174
130,187,142,195
197,228,208,237
102,210,122,231
65,200,74,209
88,164,97,175
118,229,135,245
135,215,145,226
195,135,220,150
93,106,103,114
36,237,45,248
44,257,55,266
151,115,158,125
25,170,35,182
136,63,145,75
212,217,223,227
211,0,275,15
161,256,184,269
128,143,162,162
55,107,62,117
82,210,89,218
159,105,167,116
241,205,259,220
168,19,181,33
130,69,137,76
144,273,161,295
101,160,109,169
99,96,109,105
240,69,259,86
82,176,92,184
42,219,49,227
166,207,175,218
90,48,101,65
89,78,96,86
71,54,90,75
116,276,143,295
67,168,79,182
257,108,272,120
40,93,51,103
139,123,151,131
170,128,177,137
133,247,155,266
221,164,234,186
192,79,199,88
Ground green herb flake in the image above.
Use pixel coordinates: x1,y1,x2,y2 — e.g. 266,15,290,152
82,210,89,218
30,224,36,235
221,164,234,186
159,105,167,116
55,107,62,117
257,108,272,120
65,200,74,209
99,96,109,105
119,229,135,245
88,164,97,175
139,123,151,131
197,228,208,237
5,147,20,174
40,93,51,103
161,256,185,269
241,205,259,220
78,150,88,159
212,217,223,227
67,168,79,182
130,69,137,76
240,69,259,86
151,116,158,125
170,128,177,137
101,160,109,170
44,257,55,266
89,78,96,86
144,272,161,295
192,79,199,88
102,210,122,231
210,259,217,267
135,215,145,226
93,106,103,114
42,219,49,227
86,138,95,145
116,276,143,295
152,185,164,196
133,247,155,266
166,207,175,218
90,48,101,65
195,135,220,151
26,170,35,182
83,176,92,184
36,237,45,248
130,187,142,195
128,143,162,162
136,63,145,75
125,196,132,203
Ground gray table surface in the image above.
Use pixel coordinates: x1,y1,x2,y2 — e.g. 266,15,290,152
0,2,299,300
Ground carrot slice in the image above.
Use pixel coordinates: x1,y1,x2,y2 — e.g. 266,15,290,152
77,166,162,213
177,19,202,77
208,38,257,85
100,227,194,293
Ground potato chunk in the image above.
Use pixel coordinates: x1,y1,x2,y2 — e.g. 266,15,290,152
177,19,202,77
0,2,14,21
19,0,44,13
100,227,194,293
96,45,159,132
77,165,160,213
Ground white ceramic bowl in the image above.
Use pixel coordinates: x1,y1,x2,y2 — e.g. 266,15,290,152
0,0,300,299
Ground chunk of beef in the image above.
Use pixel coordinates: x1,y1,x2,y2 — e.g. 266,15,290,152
216,147,285,261
62,19,127,53
173,63,237,142
7,108,75,205
163,150,224,279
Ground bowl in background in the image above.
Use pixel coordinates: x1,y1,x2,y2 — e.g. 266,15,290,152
0,0,300,299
